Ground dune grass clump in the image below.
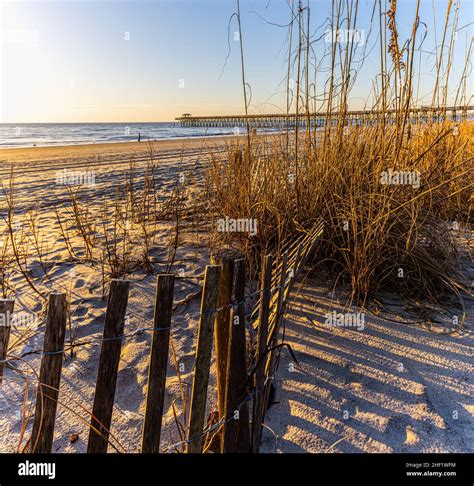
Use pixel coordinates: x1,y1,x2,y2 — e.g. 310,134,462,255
205,0,472,306
206,122,471,304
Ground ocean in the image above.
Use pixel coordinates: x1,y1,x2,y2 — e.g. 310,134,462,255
0,122,238,148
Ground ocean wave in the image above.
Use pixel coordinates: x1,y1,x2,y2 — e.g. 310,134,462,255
0,122,241,148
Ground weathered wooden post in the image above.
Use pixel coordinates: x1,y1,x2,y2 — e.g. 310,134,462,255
141,274,175,453
222,258,250,453
30,293,67,453
210,249,243,423
263,252,288,413
0,299,15,385
251,254,273,453
187,265,221,453
87,280,130,453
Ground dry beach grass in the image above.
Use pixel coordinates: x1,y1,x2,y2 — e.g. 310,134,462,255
0,0,473,454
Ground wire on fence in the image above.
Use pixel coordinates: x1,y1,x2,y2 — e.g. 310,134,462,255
162,389,257,453
1,277,289,366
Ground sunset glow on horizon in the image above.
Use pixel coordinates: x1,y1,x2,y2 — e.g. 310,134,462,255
1,0,472,123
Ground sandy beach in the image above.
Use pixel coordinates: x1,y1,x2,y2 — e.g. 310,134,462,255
0,135,471,454
0,136,232,164
1,2,473,483
261,274,473,453
0,137,230,452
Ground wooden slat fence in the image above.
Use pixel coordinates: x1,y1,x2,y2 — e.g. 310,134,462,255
0,220,323,453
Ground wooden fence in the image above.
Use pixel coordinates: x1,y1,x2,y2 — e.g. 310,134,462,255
0,221,323,453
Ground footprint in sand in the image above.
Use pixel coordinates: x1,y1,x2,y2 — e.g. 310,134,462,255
74,278,85,289
384,416,408,448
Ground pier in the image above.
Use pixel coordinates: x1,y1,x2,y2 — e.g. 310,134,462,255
176,106,473,128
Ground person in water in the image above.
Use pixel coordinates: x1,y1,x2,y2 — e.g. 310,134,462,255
138,132,141,142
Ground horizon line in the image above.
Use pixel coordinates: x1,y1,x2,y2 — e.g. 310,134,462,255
0,120,177,125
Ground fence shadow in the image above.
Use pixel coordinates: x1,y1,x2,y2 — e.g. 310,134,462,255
261,279,473,453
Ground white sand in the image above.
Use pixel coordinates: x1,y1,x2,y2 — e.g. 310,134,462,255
0,137,472,453
261,271,473,453
0,138,228,452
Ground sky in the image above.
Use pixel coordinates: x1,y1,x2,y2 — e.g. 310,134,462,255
0,0,472,123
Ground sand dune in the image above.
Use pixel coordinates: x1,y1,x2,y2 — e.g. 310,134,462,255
0,136,472,453
0,138,227,452
261,274,473,453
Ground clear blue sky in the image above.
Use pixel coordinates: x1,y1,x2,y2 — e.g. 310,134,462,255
0,0,472,122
